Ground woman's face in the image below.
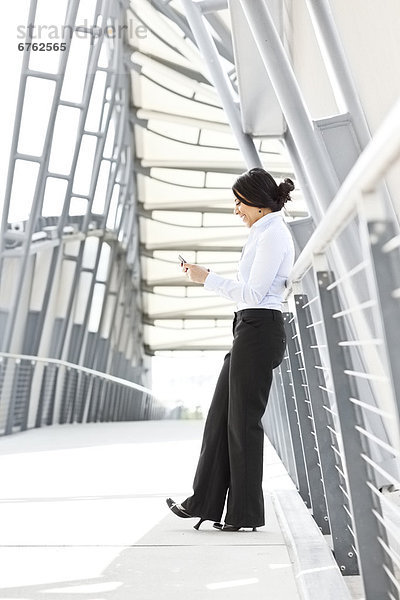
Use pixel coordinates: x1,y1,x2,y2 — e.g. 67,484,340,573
233,189,267,228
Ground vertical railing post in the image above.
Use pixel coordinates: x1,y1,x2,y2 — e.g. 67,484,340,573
295,291,355,548
21,360,35,431
317,269,397,592
265,376,288,471
5,360,19,435
280,313,310,502
286,304,329,531
274,367,297,478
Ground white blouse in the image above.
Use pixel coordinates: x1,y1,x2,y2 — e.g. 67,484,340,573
203,210,295,312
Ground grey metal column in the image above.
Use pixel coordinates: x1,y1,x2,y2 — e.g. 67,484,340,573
318,270,397,591
181,0,262,168
238,0,339,213
284,129,318,222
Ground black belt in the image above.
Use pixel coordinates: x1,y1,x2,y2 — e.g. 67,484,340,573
235,308,282,319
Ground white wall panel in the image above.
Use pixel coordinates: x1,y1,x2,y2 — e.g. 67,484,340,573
329,0,400,215
330,0,400,133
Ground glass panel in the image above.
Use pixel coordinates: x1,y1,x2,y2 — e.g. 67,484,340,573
28,0,69,74
74,271,93,324
0,258,19,310
96,242,110,282
63,239,80,257
8,160,40,223
106,184,120,229
82,236,99,269
88,283,105,332
55,258,76,318
60,33,91,104
69,197,88,216
85,70,107,132
100,291,115,338
103,115,115,158
75,0,97,26
30,249,52,310
73,134,97,196
115,202,124,233
117,217,124,242
17,77,56,157
100,100,112,134
42,177,68,217
92,160,111,214
48,106,80,175
98,37,110,69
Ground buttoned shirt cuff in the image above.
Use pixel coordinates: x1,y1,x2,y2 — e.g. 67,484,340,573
204,270,224,290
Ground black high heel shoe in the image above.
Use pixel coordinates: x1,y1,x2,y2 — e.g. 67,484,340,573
213,522,257,532
166,498,206,530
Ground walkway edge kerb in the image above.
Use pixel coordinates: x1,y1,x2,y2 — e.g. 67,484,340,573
271,489,353,600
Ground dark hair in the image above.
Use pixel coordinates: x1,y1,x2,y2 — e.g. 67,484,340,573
232,167,294,212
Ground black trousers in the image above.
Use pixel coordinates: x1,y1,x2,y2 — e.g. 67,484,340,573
181,308,286,528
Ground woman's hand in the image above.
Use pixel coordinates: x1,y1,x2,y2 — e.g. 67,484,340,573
181,262,210,284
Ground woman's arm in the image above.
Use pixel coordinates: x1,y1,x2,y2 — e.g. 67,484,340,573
203,227,287,304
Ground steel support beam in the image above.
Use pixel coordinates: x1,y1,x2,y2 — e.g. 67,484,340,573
238,0,339,215
198,0,228,13
149,0,233,65
181,0,262,168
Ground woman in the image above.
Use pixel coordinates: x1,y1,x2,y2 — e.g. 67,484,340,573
166,167,295,532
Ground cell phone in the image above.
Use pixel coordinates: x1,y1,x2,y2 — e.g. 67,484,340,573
178,254,187,263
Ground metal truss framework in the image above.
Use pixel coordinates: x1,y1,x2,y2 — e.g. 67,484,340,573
0,0,161,433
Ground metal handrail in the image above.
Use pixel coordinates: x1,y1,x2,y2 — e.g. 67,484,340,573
0,351,157,397
286,96,400,290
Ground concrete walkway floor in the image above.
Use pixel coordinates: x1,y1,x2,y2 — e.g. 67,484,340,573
0,420,302,599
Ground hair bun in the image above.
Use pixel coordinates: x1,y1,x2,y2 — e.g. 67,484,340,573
283,178,295,192
277,178,295,206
